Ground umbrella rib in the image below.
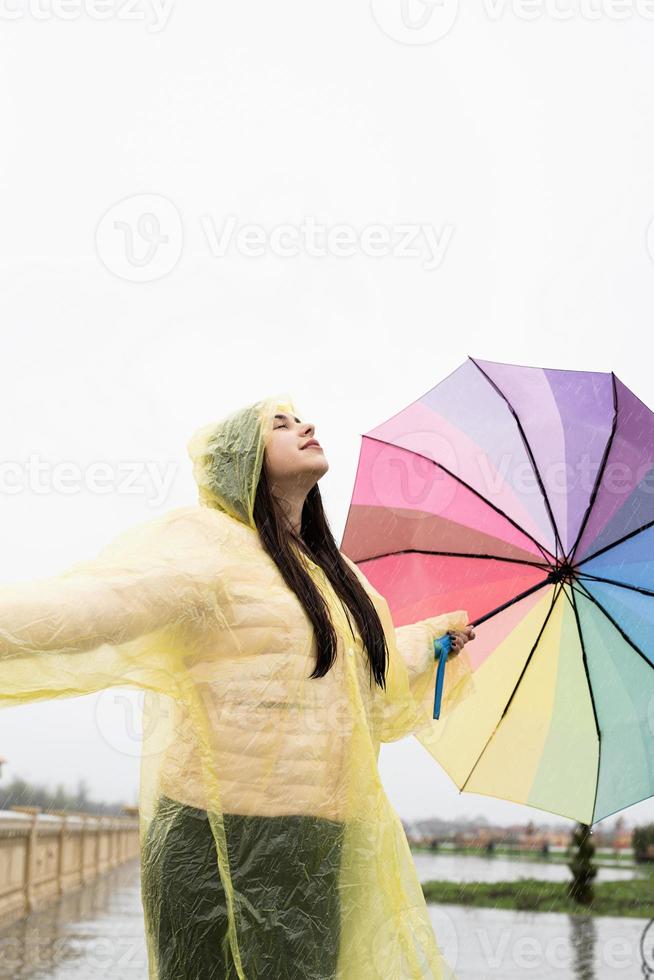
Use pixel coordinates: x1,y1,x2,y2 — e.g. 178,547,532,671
574,516,654,569
459,582,563,794
469,356,566,563
571,580,654,675
468,576,553,629
565,372,618,567
356,548,549,571
576,571,654,599
363,434,555,565
565,584,602,826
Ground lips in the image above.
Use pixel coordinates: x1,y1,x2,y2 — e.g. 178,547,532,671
301,440,321,450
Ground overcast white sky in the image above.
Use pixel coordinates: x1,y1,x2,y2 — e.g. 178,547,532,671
1,2,654,830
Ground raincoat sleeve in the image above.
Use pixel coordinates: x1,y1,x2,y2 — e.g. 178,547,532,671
392,612,475,721
0,506,225,708
341,554,476,742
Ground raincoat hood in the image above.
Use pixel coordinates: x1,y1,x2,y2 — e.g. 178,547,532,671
186,393,298,528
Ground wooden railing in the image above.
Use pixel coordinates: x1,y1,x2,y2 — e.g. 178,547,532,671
0,805,140,925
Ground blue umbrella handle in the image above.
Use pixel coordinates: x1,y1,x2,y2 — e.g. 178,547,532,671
433,633,452,719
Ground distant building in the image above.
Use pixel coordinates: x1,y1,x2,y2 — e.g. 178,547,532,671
407,820,580,850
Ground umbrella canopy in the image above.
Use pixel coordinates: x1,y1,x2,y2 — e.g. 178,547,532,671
340,356,654,826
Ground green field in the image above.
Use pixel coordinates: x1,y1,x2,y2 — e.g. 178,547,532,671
421,876,654,918
414,845,654,916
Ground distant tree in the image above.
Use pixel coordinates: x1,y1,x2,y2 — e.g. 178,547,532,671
566,822,598,906
75,778,90,808
52,782,68,810
0,775,127,815
633,824,654,864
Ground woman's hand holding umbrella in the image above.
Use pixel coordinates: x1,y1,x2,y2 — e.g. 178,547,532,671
431,625,475,718
446,625,476,658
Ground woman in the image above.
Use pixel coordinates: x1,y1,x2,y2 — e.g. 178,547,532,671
0,394,476,979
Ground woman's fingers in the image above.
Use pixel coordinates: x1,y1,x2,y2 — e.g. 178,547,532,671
446,625,476,657
447,630,464,656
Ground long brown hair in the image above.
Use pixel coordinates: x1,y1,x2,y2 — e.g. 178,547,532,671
253,464,389,690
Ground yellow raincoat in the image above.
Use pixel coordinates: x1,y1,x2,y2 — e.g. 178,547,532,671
0,394,475,979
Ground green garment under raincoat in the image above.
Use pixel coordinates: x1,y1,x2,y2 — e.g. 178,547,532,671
0,394,476,979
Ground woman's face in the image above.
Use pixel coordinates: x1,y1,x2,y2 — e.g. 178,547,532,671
264,411,329,485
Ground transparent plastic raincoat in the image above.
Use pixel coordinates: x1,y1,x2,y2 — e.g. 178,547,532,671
0,394,476,979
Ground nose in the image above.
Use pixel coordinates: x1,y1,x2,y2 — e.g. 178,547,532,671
301,421,315,438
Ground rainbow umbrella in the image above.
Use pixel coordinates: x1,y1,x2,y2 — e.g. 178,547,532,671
340,356,654,825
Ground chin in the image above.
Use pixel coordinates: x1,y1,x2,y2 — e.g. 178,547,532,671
304,456,329,477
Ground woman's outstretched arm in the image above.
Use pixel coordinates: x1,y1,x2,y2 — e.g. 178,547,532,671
0,505,225,705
